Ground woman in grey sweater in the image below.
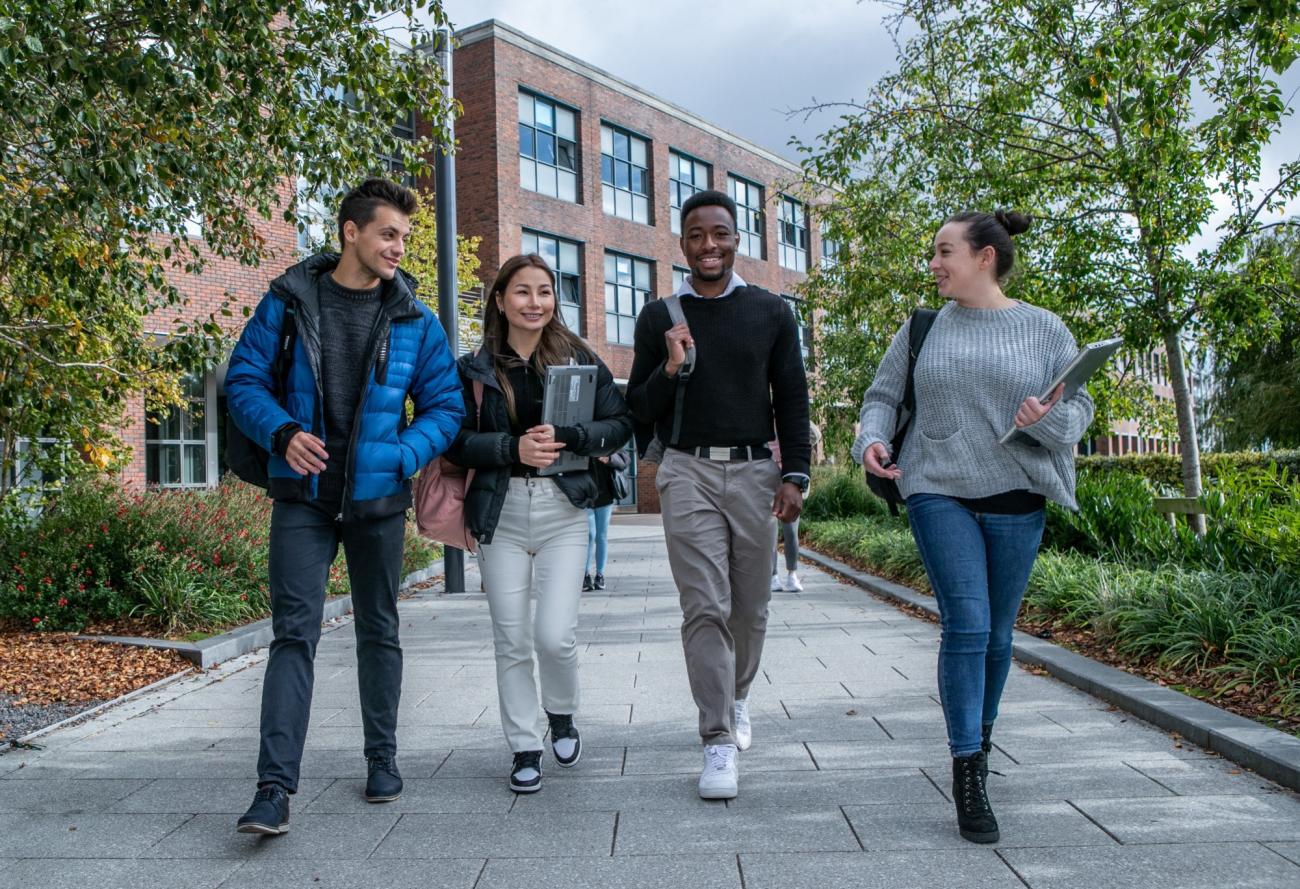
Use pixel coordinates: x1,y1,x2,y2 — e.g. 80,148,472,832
853,211,1094,845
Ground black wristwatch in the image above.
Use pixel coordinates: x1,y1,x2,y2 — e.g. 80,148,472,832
782,473,810,494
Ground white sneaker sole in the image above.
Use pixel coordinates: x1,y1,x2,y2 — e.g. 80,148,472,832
698,782,738,800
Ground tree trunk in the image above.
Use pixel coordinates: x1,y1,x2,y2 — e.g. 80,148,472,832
1162,328,1206,535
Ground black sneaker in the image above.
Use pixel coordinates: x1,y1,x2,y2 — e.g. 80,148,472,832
365,755,403,803
546,711,582,768
510,750,543,793
582,573,594,592
593,573,606,590
236,783,290,835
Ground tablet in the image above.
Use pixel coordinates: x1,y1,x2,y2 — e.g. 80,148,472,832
538,364,598,476
1000,337,1123,446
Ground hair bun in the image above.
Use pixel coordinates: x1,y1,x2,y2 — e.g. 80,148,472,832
994,210,1032,236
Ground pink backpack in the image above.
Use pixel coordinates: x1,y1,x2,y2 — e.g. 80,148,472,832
414,379,483,553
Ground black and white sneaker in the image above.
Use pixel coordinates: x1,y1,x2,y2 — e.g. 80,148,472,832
546,711,582,768
235,783,290,835
510,750,543,793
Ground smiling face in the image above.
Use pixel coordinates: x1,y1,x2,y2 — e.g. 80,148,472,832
680,204,738,284
495,265,556,334
342,204,411,282
929,221,996,299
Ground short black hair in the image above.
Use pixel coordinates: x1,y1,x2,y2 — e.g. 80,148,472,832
337,178,418,246
680,189,738,231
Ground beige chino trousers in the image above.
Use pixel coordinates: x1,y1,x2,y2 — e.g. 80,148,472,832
656,448,781,746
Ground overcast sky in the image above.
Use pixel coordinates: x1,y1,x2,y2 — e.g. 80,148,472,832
435,0,1298,249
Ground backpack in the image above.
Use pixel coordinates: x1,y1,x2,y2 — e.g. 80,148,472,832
225,301,298,489
413,377,484,553
865,307,938,516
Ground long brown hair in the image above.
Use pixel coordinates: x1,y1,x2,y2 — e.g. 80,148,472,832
483,253,591,423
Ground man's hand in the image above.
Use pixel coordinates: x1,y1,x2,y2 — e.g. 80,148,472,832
1015,382,1064,429
863,441,900,480
285,431,329,476
772,482,803,524
519,424,566,469
663,322,694,377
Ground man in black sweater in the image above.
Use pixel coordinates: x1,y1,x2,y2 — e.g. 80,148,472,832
627,189,810,800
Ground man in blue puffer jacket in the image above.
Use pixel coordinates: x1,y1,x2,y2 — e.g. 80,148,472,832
226,179,463,835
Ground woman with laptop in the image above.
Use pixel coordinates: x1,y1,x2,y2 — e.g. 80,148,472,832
852,211,1094,845
444,253,632,793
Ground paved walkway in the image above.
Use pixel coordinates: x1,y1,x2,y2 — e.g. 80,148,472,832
2,516,1299,888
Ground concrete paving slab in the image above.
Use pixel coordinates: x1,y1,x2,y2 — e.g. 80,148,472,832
739,850,1023,889
433,746,625,779
477,854,742,889
0,813,190,858
1268,843,1300,866
509,774,720,812
1071,794,1300,844
216,859,485,889
302,777,513,814
726,768,945,809
622,742,815,775
1001,842,1300,889
143,813,399,859
0,778,148,814
109,778,332,814
925,761,1175,803
614,807,860,855
844,800,1116,850
0,858,242,889
371,812,615,858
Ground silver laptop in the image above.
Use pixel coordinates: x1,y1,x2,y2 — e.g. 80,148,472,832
538,364,598,476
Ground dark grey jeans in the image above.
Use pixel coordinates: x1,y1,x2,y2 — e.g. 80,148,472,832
256,499,406,792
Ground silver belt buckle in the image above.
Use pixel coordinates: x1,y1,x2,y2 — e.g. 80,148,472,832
708,447,732,462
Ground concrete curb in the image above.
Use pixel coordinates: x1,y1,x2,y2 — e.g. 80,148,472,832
73,559,444,670
801,546,1300,793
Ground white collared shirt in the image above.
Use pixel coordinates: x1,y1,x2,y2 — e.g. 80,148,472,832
673,271,747,300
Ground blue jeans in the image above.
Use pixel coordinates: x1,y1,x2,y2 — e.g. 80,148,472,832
906,493,1044,757
586,504,614,574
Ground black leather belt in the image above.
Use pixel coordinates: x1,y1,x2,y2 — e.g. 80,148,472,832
672,445,772,462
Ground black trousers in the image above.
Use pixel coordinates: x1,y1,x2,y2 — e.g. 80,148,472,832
256,499,406,792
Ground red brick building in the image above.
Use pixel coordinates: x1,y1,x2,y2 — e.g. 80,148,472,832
111,20,823,512
448,20,821,510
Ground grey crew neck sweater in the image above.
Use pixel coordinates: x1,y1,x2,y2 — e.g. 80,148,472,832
850,300,1095,510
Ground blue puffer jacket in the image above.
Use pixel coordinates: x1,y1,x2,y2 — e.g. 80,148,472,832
226,254,464,520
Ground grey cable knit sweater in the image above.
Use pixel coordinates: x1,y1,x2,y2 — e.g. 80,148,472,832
851,300,1095,510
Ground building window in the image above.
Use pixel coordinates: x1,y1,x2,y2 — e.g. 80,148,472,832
729,175,765,259
819,219,840,267
146,374,212,488
782,294,811,361
601,124,650,224
672,265,690,292
522,230,582,332
669,150,711,234
604,251,653,346
381,109,417,185
519,91,578,203
778,196,809,272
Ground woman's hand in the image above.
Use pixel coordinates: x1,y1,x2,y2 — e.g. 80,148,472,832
863,441,900,480
1014,383,1065,429
519,424,565,469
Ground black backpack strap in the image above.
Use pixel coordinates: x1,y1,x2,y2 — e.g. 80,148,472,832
661,295,694,447
898,307,938,434
271,300,298,398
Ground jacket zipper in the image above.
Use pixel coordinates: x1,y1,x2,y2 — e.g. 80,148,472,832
338,313,391,521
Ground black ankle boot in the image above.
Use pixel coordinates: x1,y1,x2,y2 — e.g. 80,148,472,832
952,751,999,844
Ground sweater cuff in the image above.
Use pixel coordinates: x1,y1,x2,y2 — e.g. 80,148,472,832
554,426,582,451
508,436,521,463
272,423,301,456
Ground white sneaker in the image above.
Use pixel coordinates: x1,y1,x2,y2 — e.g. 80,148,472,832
734,699,752,751
698,744,739,799
784,571,803,592
770,573,782,591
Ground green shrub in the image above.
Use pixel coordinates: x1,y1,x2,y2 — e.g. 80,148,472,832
805,465,894,522
0,476,442,634
1076,449,1300,489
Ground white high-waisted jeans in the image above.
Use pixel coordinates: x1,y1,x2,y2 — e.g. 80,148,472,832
478,476,589,752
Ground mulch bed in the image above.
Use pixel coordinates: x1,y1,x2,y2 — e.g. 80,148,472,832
0,631,191,743
803,547,1300,738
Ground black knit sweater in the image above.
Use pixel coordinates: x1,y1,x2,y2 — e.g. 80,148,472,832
626,285,811,477
317,274,383,505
